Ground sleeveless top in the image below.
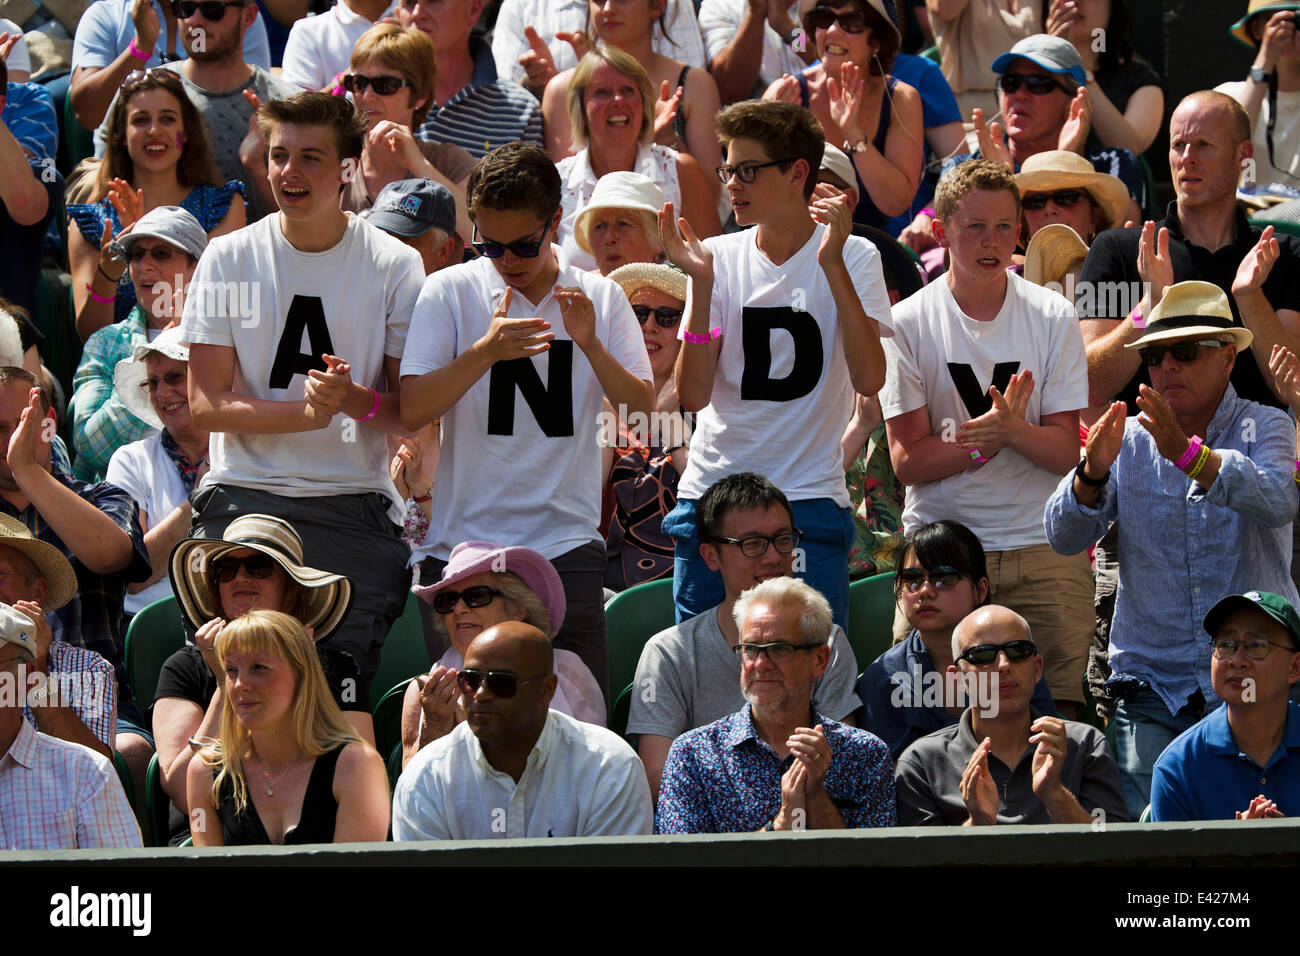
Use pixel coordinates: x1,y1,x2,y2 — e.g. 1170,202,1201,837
67,181,246,325
797,72,896,232
215,744,345,846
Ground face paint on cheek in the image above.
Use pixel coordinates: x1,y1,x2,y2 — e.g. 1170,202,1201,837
176,134,184,150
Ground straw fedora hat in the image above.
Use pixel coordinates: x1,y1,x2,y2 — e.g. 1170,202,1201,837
169,515,353,640
1015,150,1130,232
0,514,78,611
1124,280,1254,351
607,261,688,303
1024,223,1090,288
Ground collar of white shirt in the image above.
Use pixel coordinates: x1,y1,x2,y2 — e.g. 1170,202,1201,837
468,708,559,780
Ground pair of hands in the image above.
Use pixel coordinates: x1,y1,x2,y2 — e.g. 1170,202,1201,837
389,436,430,501
955,369,1034,457
94,179,149,280
1136,215,1279,309
303,353,361,429
416,665,464,740
766,62,870,145
476,285,601,361
775,724,831,829
1083,386,1188,476
1237,794,1285,819
962,717,1070,825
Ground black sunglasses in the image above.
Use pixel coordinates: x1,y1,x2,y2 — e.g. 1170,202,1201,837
808,5,869,33
211,554,277,583
457,668,548,698
1021,189,1089,211
956,639,1038,667
1138,340,1226,367
342,72,412,96
715,158,795,185
171,0,245,19
997,73,1071,96
471,212,555,259
733,641,824,663
431,585,503,615
897,565,964,594
632,305,683,329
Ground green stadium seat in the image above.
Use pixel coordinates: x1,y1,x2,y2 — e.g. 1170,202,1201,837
604,577,675,708
372,678,412,772
1139,803,1152,823
370,592,430,705
609,682,634,741
846,572,896,673
62,87,95,172
112,748,134,809
145,753,170,847
124,596,186,712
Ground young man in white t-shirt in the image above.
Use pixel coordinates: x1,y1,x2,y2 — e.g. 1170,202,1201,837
183,92,425,710
880,158,1091,716
660,99,893,633
400,141,654,699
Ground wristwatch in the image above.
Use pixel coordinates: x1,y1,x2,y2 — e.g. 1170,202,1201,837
844,138,869,154
1249,66,1271,85
1074,457,1109,487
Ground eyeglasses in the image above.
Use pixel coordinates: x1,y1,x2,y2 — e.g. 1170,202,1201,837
457,668,548,698
1138,340,1226,367
341,73,412,96
715,158,796,185
632,305,683,329
1021,189,1089,211
710,530,801,558
171,0,246,20
470,213,555,259
127,245,181,264
897,565,965,594
431,585,504,615
955,639,1038,667
140,369,187,393
211,554,277,583
997,73,1070,96
733,641,824,663
808,5,869,33
1211,638,1300,660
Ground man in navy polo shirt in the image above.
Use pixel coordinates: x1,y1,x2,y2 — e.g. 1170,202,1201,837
1151,590,1300,821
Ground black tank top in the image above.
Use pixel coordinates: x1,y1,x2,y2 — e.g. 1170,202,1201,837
216,745,345,846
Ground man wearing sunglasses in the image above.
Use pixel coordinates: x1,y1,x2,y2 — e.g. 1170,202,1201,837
1046,279,1299,818
895,604,1126,826
393,621,652,840
401,142,653,703
1151,590,1300,821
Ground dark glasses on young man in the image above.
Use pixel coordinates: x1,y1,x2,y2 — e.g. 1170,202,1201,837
1138,340,1226,367
127,245,180,264
997,73,1070,96
1020,189,1089,211
457,669,548,698
710,530,801,557
341,73,412,96
808,5,870,33
955,639,1038,666
171,0,245,20
733,641,824,663
470,215,554,259
140,370,187,393
714,158,795,185
897,566,964,593
632,305,683,328
431,585,503,615
211,554,277,583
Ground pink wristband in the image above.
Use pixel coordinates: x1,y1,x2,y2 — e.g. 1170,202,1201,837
85,282,115,304
1129,303,1145,329
330,72,347,96
128,38,150,61
1175,435,1203,471
968,448,990,464
682,327,721,345
355,387,380,423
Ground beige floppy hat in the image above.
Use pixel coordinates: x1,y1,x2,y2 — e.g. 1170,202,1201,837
1015,150,1130,232
1125,280,1254,351
574,172,665,257
1024,223,1090,288
0,514,78,611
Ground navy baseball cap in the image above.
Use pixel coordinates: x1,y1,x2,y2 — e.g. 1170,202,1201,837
364,178,456,238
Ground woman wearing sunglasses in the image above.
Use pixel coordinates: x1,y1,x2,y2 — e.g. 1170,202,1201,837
151,515,372,844
601,262,691,590
339,24,475,243
763,0,924,232
68,68,246,340
189,610,390,846
400,541,605,769
855,520,1056,758
554,47,720,267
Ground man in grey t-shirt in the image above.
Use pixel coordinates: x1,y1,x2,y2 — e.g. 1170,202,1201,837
93,0,298,221
628,473,861,798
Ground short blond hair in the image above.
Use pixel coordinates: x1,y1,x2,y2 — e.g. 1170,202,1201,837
351,23,437,131
567,47,655,150
934,159,1021,223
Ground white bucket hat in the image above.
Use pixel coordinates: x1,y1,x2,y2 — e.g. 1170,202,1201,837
111,325,190,430
574,171,665,256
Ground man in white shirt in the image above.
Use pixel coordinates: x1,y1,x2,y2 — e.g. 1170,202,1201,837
392,621,653,840
661,99,893,634
184,92,425,715
881,158,1091,716
400,141,653,700
281,0,397,91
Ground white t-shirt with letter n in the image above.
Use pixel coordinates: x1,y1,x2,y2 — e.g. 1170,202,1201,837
400,250,652,562
180,214,424,523
880,272,1089,551
676,224,895,507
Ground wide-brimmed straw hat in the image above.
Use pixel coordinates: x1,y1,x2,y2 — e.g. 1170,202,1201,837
608,261,688,303
1015,150,1129,231
574,172,665,257
112,325,189,430
1125,280,1254,351
1231,1,1300,47
413,541,566,636
1024,223,1090,288
169,515,352,640
0,514,78,611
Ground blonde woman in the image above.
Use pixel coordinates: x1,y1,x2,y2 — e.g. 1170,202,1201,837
188,611,389,846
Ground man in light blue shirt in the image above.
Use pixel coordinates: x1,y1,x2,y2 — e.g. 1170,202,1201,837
1045,279,1298,817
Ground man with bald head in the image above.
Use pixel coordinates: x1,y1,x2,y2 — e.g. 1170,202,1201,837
894,605,1127,826
392,622,652,840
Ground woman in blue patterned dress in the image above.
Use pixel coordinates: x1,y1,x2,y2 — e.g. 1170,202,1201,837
67,69,245,340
